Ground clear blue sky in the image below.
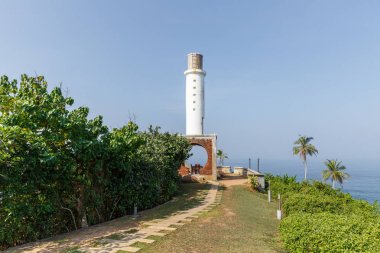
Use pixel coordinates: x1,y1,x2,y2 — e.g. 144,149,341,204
1,1,380,162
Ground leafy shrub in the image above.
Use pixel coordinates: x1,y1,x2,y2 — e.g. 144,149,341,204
0,75,191,249
264,173,301,200
265,173,380,252
248,175,260,191
283,193,376,216
280,213,380,252
283,193,345,215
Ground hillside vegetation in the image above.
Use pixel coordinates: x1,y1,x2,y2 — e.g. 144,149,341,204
263,174,380,252
0,75,191,250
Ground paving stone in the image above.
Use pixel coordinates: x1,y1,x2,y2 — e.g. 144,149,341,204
147,225,176,231
143,221,183,227
151,219,164,222
134,238,155,244
147,231,167,237
123,246,141,252
142,222,160,226
88,239,141,252
170,222,185,226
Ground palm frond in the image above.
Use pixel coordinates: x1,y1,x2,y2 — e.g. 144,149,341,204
293,136,318,157
322,159,350,187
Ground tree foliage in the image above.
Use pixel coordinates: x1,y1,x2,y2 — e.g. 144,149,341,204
0,75,191,249
248,175,260,191
216,149,228,166
293,135,318,180
322,159,350,189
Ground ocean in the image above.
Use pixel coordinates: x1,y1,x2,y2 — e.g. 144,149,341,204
188,152,380,203
224,158,380,203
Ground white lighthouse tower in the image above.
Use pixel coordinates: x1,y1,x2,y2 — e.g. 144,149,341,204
181,53,217,181
185,53,206,135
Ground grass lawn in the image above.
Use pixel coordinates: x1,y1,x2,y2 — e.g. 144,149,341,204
134,184,286,253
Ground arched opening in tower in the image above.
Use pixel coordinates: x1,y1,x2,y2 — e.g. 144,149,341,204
186,145,209,175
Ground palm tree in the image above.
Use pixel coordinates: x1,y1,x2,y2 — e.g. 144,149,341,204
293,135,318,180
322,159,350,189
217,149,228,166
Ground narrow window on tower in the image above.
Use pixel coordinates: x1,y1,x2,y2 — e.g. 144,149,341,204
193,94,196,96
193,101,196,103
193,108,195,111
193,79,196,82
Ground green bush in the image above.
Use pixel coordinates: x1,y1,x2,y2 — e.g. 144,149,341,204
283,193,378,217
248,175,260,191
265,173,380,252
265,173,300,197
0,75,191,249
266,174,342,199
280,213,380,253
283,193,344,215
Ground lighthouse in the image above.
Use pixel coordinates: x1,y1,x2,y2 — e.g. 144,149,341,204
179,53,217,181
184,53,206,135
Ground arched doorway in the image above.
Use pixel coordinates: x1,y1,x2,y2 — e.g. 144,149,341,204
186,144,209,175
178,135,217,180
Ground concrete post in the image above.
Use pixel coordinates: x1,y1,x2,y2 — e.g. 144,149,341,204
133,205,138,218
277,194,282,220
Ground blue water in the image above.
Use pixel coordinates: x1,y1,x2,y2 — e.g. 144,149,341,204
223,159,380,203
187,148,380,203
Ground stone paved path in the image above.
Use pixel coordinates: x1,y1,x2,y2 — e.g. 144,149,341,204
81,182,222,253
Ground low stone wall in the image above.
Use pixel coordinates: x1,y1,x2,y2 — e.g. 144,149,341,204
217,166,231,174
233,167,248,176
181,174,208,183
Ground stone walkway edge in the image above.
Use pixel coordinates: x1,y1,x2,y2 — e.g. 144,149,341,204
81,182,222,253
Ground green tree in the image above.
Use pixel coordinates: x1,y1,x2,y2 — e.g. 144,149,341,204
0,173,7,184
0,74,192,249
293,135,318,180
322,159,350,189
217,149,228,166
0,74,84,244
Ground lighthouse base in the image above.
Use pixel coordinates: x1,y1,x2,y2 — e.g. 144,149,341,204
179,134,217,181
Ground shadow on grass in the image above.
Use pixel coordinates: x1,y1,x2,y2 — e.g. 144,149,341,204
137,183,211,221
218,184,227,191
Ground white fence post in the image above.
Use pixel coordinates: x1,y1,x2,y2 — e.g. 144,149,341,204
277,194,282,220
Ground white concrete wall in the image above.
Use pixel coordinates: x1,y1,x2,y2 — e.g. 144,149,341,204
185,70,205,135
234,167,247,176
218,166,232,174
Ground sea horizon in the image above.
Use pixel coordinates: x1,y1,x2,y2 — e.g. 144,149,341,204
227,158,380,203
188,156,380,203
